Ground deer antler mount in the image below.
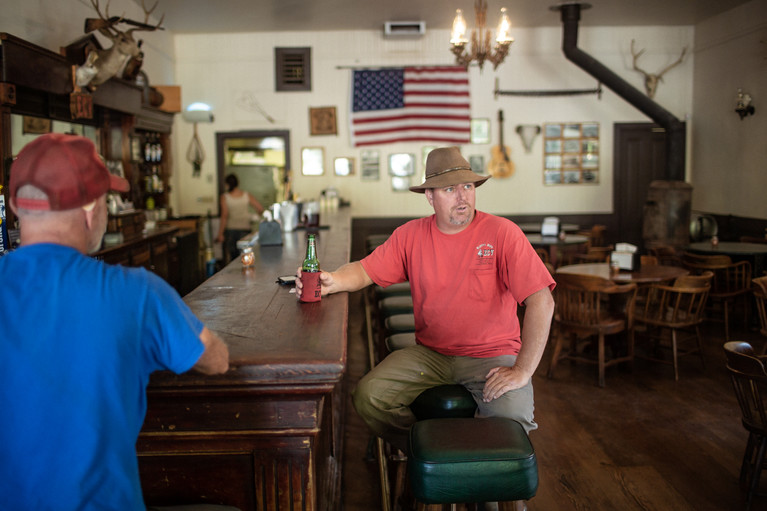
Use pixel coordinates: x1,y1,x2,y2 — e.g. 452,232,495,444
630,40,687,99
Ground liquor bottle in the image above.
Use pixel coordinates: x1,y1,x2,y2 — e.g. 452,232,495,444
300,234,321,302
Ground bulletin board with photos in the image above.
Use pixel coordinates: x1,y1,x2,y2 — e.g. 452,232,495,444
543,122,599,185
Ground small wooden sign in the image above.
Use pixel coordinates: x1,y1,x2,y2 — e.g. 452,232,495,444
70,92,93,120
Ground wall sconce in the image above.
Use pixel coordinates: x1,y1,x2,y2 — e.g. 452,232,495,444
450,0,513,71
735,88,755,120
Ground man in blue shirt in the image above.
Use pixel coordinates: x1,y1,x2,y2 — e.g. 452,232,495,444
0,133,230,510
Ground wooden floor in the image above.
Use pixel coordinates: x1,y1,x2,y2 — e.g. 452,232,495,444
340,290,767,511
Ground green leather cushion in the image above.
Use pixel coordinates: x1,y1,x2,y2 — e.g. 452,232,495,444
378,295,414,317
408,418,538,504
374,281,412,299
384,313,415,334
409,384,477,420
385,332,417,352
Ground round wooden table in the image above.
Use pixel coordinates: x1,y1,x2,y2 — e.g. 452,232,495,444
687,241,767,276
556,262,688,284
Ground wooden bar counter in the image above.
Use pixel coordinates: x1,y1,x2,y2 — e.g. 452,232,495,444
136,209,351,511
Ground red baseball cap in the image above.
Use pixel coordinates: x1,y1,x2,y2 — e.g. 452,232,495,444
10,133,130,211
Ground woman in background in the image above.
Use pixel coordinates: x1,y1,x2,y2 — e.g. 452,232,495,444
216,173,265,263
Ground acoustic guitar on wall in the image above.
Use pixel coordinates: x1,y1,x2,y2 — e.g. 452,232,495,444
488,110,514,178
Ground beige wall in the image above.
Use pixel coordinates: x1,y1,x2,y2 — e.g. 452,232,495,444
691,0,767,219
172,25,694,218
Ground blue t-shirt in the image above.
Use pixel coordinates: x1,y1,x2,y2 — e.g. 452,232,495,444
0,243,205,510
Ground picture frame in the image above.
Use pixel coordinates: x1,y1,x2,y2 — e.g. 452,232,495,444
22,116,51,135
470,118,490,144
361,150,380,181
469,155,485,175
301,146,325,176
309,106,337,136
542,122,600,185
388,153,415,177
334,157,355,176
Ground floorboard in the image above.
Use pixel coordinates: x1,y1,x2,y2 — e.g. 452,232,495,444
341,290,766,511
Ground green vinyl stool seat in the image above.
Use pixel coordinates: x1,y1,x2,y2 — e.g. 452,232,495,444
385,332,418,352
408,417,538,505
374,281,412,300
409,384,477,420
384,313,416,335
378,295,414,318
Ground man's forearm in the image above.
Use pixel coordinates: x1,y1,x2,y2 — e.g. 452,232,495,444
515,287,555,379
327,261,374,294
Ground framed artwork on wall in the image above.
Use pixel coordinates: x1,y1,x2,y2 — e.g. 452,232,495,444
470,118,490,144
309,107,337,135
361,150,380,181
469,155,485,175
301,147,325,176
542,122,599,185
388,153,415,177
334,157,354,176
391,176,411,192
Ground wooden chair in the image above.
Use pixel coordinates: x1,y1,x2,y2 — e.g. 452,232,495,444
641,255,659,266
753,276,767,340
548,272,638,387
535,247,550,264
634,271,712,380
648,245,683,266
682,252,751,340
570,245,615,264
723,341,767,511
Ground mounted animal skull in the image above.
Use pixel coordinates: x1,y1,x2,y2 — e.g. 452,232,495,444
630,40,687,99
76,0,164,89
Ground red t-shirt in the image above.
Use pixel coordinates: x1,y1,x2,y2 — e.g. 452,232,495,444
362,211,555,357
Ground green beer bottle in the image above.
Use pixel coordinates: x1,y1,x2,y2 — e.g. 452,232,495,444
300,234,321,302
302,234,320,272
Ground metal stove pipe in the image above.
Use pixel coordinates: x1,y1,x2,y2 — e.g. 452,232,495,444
554,2,686,180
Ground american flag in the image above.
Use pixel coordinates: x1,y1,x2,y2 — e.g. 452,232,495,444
350,66,471,147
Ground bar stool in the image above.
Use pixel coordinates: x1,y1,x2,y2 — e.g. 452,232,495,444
408,417,538,510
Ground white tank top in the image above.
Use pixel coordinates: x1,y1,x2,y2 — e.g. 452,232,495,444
224,193,251,230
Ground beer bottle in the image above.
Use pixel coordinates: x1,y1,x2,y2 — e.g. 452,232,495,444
300,234,321,302
302,234,320,272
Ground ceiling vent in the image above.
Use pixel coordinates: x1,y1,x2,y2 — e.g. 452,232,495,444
383,21,426,38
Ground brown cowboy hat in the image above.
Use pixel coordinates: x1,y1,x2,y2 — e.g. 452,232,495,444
409,146,491,193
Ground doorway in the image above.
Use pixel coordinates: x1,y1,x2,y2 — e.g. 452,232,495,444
215,130,291,215
613,123,671,250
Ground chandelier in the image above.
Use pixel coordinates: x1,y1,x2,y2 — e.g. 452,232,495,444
450,0,514,71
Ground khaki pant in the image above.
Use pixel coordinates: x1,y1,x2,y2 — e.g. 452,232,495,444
352,345,536,452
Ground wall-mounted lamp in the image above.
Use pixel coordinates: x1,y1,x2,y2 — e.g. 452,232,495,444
735,88,755,120
450,0,513,71
183,102,214,176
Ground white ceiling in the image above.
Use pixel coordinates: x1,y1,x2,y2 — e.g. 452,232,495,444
144,0,753,34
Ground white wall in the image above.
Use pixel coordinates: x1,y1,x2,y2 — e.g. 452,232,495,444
172,25,694,218
691,0,767,219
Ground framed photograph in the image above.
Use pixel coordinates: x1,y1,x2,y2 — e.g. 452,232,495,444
334,157,355,176
309,106,337,136
469,155,485,175
361,150,380,181
391,176,411,192
301,147,325,176
470,118,490,144
22,116,51,135
542,122,600,185
388,153,415,177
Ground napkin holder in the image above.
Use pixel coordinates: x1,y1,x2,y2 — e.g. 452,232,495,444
258,219,283,246
541,217,560,237
611,242,638,271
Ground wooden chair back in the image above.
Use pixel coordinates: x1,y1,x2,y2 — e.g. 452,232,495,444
637,273,711,328
753,276,767,338
723,341,767,432
649,245,682,266
641,255,659,266
681,251,732,272
554,273,637,330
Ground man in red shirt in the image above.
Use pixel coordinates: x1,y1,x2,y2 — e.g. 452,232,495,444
297,146,555,452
